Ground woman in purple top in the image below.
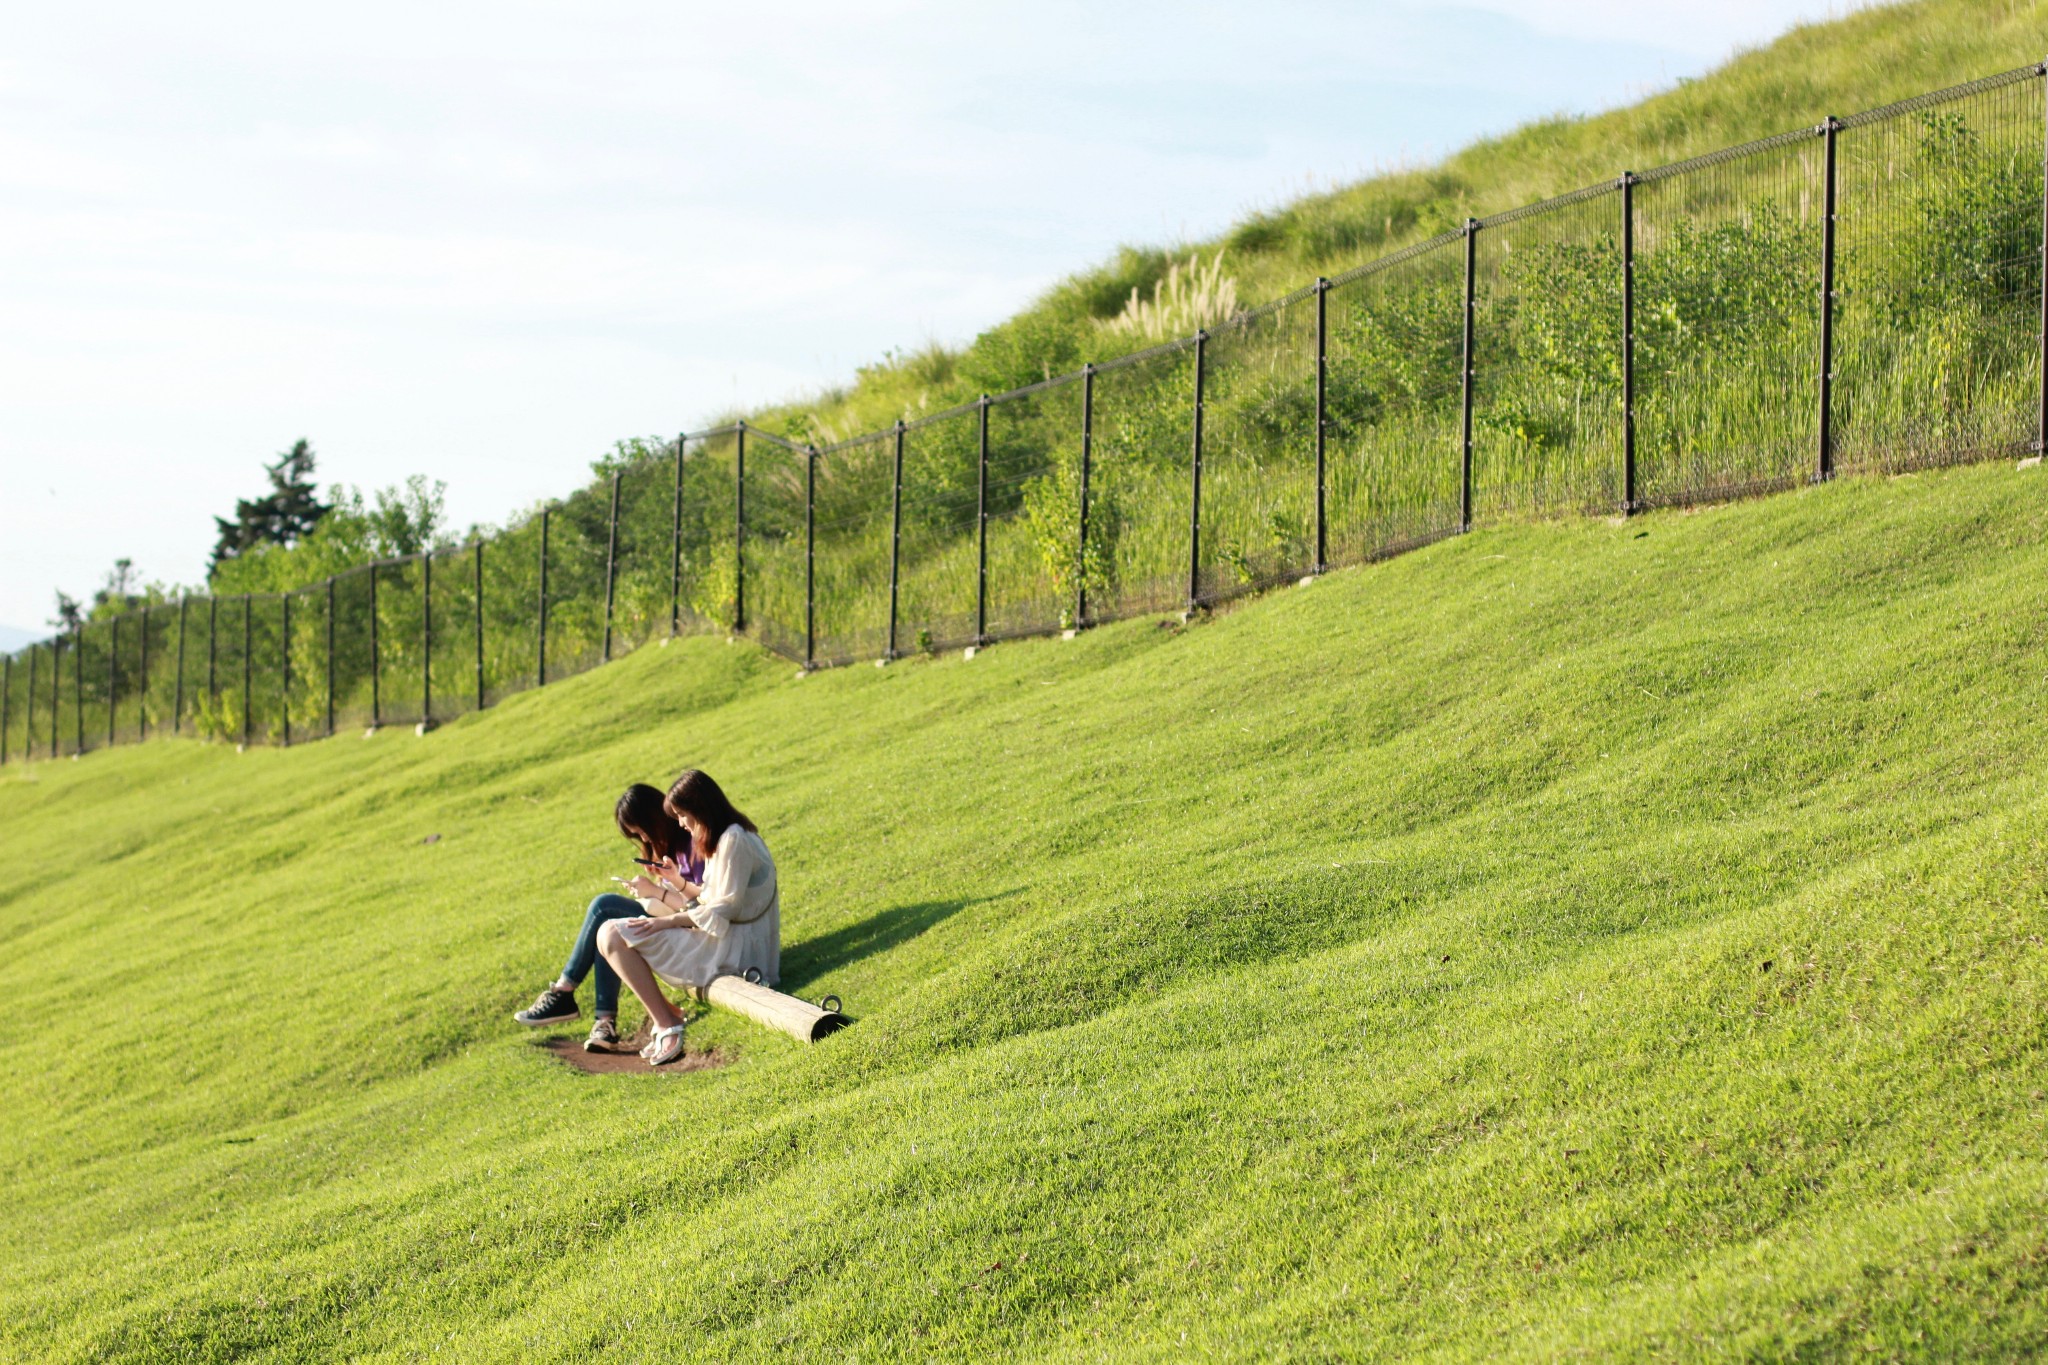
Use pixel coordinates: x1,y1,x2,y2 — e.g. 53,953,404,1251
512,783,706,1051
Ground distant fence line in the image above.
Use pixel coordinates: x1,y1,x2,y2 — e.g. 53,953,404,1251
4,62,2046,762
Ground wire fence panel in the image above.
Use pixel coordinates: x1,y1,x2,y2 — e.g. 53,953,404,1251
251,594,287,745
279,590,307,741
739,430,808,662
1323,234,1467,564
1,642,30,762
812,429,896,665
544,480,612,685
611,451,676,657
686,429,741,633
1836,73,2045,474
482,515,544,706
190,600,238,743
987,376,1083,639
420,545,473,727
103,614,133,747
1196,291,1319,603
1474,188,1625,519
897,406,983,653
373,562,424,728
324,570,372,733
0,647,18,763
1088,342,1196,621
1635,132,1825,506
135,605,168,741
36,640,56,757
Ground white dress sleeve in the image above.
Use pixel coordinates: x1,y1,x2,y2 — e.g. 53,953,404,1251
684,828,753,938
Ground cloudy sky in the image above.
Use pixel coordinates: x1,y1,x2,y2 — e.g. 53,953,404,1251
0,1,1862,640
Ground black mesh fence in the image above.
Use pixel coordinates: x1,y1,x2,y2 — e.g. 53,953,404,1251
1088,340,1197,621
896,404,984,653
5,64,2046,767
986,375,1083,639
327,566,375,732
1836,70,2045,473
543,478,612,685
1634,131,1826,505
1323,233,1467,563
738,427,810,663
1196,288,1320,603
372,559,425,729
482,515,545,707
1473,185,1626,518
812,428,898,665
687,428,742,634
422,544,477,727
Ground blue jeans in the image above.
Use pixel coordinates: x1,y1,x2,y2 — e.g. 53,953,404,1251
561,893,645,1015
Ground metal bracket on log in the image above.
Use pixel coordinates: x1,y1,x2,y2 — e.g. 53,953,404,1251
694,973,848,1042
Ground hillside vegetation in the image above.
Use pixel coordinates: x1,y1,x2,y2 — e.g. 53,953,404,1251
3,459,2047,1359
750,0,2048,440
17,0,2046,761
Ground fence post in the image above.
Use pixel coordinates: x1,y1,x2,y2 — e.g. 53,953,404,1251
804,443,817,670
325,577,336,737
1314,280,1329,574
281,594,292,747
173,595,187,736
537,508,550,688
887,420,905,659
975,397,992,644
1817,115,1841,481
671,433,686,637
1189,331,1208,613
422,552,433,727
22,646,33,763
138,606,149,741
73,628,84,755
241,597,252,748
369,564,381,727
2,654,10,765
2038,58,2046,454
1460,217,1479,532
1077,364,1095,629
601,471,620,663
207,595,217,706
1622,172,1638,513
52,637,63,758
107,616,118,748
734,422,748,633
473,540,485,713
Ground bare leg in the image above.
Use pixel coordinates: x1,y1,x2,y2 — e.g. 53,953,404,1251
597,925,684,1032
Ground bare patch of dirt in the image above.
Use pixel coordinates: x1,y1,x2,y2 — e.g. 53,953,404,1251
534,1025,734,1076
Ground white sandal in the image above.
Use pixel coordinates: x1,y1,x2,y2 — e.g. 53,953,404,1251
644,1023,686,1066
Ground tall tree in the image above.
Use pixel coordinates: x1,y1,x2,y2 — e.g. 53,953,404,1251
210,439,331,573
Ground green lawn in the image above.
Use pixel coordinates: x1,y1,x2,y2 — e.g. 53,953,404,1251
4,460,2047,1360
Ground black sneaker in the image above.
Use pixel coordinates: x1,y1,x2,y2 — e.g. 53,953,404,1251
513,987,579,1026
583,1017,621,1052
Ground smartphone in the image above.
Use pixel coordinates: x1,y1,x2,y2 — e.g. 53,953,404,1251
632,857,660,867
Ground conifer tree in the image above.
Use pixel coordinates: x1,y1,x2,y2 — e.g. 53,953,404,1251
209,439,331,573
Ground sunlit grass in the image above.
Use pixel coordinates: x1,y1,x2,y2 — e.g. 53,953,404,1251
5,461,2048,1358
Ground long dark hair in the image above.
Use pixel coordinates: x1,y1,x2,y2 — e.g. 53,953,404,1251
664,770,757,862
615,783,689,863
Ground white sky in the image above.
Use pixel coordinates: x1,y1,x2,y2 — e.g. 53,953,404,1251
0,0,1863,639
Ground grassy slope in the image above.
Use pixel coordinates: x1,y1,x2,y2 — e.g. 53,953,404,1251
2,460,2047,1359
749,0,2048,442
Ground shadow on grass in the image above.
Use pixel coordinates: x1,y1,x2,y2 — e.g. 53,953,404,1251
779,892,1009,994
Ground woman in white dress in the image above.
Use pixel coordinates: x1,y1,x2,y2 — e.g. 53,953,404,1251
599,769,780,1066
